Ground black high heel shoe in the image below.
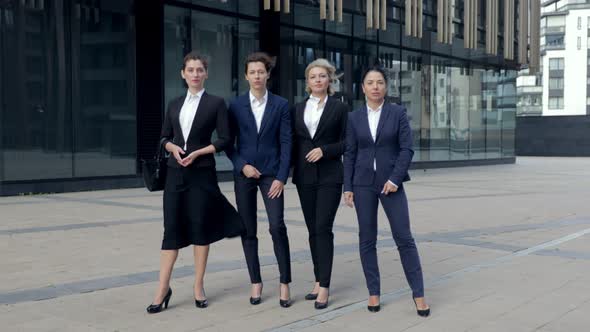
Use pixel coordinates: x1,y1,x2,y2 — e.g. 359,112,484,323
279,284,291,308
314,289,329,310
367,304,380,312
195,289,208,308
146,288,172,314
249,283,263,305
305,284,319,300
413,298,430,317
195,298,208,308
367,296,380,312
279,298,292,308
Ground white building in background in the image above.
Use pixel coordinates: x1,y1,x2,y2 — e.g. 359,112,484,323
517,68,543,116
540,0,590,116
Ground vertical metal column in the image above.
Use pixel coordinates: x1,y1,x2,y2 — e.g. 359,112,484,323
518,0,529,64
529,0,540,73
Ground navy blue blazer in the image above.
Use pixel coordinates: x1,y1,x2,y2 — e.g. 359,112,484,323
343,103,414,192
226,92,292,183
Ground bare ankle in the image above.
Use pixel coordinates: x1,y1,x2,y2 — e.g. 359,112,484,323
368,295,380,305
317,287,329,300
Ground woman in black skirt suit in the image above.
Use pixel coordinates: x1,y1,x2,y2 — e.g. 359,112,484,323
291,58,349,309
147,51,244,314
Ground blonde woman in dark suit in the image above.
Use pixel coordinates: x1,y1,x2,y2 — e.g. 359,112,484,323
291,59,349,309
147,52,244,314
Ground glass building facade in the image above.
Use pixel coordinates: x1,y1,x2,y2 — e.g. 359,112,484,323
0,0,519,195
0,0,136,190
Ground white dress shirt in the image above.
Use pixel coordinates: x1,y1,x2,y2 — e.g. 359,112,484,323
367,102,383,144
367,102,398,188
367,102,384,171
304,95,327,138
250,90,268,133
179,89,205,149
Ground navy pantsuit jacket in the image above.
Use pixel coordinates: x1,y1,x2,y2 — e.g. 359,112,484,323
343,103,414,192
226,92,292,183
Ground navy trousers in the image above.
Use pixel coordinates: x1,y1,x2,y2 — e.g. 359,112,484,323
353,183,424,298
235,174,292,284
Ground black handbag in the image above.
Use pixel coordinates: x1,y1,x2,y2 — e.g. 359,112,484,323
141,138,168,192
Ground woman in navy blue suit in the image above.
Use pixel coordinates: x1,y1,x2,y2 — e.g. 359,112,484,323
225,52,293,308
343,66,430,316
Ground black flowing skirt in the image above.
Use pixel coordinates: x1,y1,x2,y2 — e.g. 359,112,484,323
162,166,244,249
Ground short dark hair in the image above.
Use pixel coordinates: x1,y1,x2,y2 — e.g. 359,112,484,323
244,52,274,74
182,51,208,71
361,65,388,85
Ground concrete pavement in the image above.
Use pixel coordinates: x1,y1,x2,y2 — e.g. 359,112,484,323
1,157,590,331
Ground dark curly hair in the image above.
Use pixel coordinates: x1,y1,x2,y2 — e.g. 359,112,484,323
244,52,274,74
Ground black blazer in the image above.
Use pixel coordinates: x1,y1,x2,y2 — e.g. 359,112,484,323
291,96,349,185
160,92,231,169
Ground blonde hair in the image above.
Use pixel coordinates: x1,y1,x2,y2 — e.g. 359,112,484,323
304,58,337,96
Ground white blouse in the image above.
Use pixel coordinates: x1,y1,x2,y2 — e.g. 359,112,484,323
304,95,327,138
179,89,205,149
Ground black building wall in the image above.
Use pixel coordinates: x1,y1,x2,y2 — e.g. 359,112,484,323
516,116,590,156
135,1,165,165
0,0,140,196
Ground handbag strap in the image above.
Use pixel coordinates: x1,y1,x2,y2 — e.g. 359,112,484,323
156,137,168,160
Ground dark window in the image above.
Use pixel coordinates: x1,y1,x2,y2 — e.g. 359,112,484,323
546,34,565,48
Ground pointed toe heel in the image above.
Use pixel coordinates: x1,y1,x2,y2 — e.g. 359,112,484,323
413,298,430,317
417,307,430,317
305,293,318,301
279,284,291,308
314,300,328,310
146,288,172,314
314,289,329,309
279,299,292,308
249,283,263,305
195,298,208,308
367,304,380,313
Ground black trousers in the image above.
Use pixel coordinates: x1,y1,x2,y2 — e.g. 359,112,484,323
296,183,342,288
234,174,291,284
